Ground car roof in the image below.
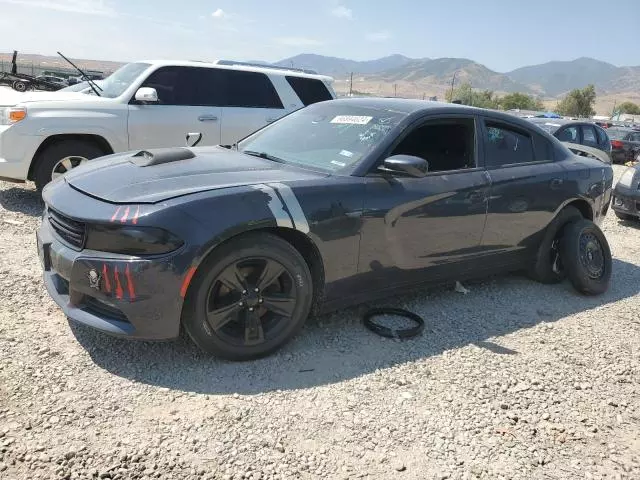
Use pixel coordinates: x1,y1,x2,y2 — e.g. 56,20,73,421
528,118,596,127
135,59,334,82
323,97,547,126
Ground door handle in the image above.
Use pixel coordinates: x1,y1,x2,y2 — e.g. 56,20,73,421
467,191,484,202
266,117,277,123
198,115,218,122
550,178,563,189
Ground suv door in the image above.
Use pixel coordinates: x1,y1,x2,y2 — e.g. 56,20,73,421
358,115,490,290
127,66,222,149
216,69,287,145
480,118,567,263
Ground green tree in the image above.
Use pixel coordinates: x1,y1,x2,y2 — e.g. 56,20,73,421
498,92,544,111
446,82,500,109
616,101,640,115
555,85,597,117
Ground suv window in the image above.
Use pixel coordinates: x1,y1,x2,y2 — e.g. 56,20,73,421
139,66,204,106
217,70,284,109
484,121,535,167
580,125,598,146
285,76,333,106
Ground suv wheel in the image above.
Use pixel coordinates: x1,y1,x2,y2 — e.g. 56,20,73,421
34,140,106,192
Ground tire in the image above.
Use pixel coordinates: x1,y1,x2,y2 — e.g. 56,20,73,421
12,80,28,92
182,233,314,361
560,219,612,296
528,206,583,284
34,140,106,192
615,211,634,221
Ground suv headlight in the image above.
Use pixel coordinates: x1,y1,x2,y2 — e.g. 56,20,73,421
86,225,184,255
0,106,27,125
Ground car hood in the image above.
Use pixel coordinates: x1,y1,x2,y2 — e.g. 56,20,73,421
63,146,328,204
3,90,105,106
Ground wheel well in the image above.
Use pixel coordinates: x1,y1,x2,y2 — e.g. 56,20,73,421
265,227,325,307
564,199,593,221
27,134,114,181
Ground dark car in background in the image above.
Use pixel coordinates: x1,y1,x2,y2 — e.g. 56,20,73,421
606,127,640,164
611,163,640,221
528,118,611,162
37,99,614,360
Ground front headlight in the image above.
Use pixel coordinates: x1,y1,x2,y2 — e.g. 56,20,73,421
0,106,27,125
85,225,184,255
617,167,636,189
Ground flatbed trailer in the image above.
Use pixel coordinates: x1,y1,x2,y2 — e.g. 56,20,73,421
0,51,65,92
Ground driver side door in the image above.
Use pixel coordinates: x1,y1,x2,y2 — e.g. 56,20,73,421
357,114,491,292
127,66,222,149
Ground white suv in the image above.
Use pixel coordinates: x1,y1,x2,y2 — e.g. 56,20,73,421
0,60,336,191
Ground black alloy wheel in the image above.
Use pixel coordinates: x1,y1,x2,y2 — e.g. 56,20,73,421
182,233,314,360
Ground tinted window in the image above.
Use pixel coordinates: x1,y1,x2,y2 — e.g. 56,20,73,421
595,126,609,145
139,66,197,105
484,122,535,167
555,126,578,142
581,125,597,145
285,76,333,106
606,128,632,140
630,132,640,142
533,134,554,161
218,70,284,109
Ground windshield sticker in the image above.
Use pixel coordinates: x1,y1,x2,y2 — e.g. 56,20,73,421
331,115,373,125
331,160,347,167
339,150,354,158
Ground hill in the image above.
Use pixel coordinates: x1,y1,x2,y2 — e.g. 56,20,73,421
274,53,414,76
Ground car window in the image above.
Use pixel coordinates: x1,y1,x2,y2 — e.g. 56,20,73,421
216,70,284,109
237,102,407,173
484,121,536,167
595,126,609,146
389,118,476,172
581,125,598,145
630,132,640,142
555,126,578,142
285,76,333,106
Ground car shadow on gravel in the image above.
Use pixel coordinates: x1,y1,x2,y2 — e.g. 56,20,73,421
0,185,43,217
70,258,640,395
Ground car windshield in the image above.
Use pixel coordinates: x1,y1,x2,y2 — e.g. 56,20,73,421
237,103,408,172
606,128,631,140
98,62,151,98
58,80,104,93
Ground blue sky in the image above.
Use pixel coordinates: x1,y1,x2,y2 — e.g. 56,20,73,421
0,0,638,72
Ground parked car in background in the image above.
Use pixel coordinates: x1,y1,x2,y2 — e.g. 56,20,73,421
0,60,336,191
611,163,640,221
35,75,67,87
528,118,612,162
37,99,613,360
58,80,105,94
605,127,640,164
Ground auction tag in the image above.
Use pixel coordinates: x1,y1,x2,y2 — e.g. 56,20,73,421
330,115,372,125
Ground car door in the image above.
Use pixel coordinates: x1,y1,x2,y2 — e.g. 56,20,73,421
217,69,288,145
127,66,222,149
480,117,567,263
357,114,490,290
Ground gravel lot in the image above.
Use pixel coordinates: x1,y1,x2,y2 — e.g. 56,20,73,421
0,166,639,480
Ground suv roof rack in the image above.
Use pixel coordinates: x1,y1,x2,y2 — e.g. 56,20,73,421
215,59,318,75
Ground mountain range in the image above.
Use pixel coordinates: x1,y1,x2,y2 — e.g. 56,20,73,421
274,54,640,98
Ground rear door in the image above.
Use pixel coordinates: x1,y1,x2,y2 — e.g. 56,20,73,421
216,69,287,145
480,117,567,263
127,66,222,149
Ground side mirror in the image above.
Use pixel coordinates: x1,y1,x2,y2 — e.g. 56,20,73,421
381,155,429,178
134,87,158,103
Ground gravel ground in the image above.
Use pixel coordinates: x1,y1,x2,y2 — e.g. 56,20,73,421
0,166,639,480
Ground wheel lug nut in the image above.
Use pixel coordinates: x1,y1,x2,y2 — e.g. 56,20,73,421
242,290,247,294
254,288,259,293
249,307,254,312
238,302,244,307
259,298,263,303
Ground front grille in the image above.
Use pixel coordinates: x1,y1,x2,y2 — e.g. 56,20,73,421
48,208,86,250
83,297,130,323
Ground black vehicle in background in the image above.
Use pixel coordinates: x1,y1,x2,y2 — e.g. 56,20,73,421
606,127,640,164
528,118,612,162
37,99,614,360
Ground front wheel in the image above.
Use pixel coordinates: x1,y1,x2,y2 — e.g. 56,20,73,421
182,233,314,360
34,140,106,192
12,80,28,92
560,219,612,296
